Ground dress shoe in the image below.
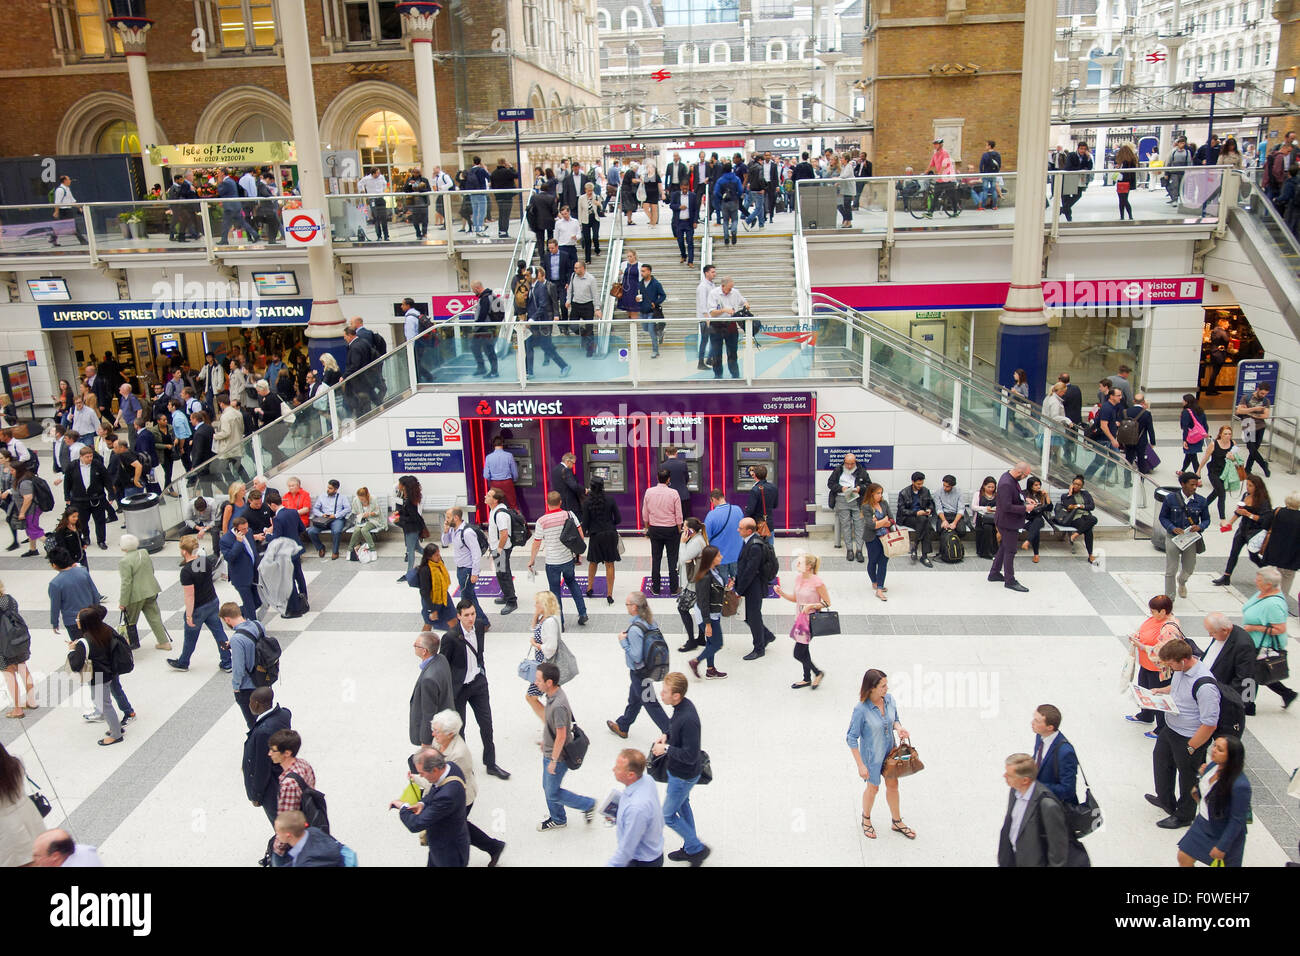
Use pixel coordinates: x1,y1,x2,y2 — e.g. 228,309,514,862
485,764,511,780
919,556,933,568
500,603,517,615
1144,793,1172,813
494,597,508,604
678,640,702,653
742,650,764,661
686,845,711,866
1004,582,1029,593
1211,574,1230,586
487,842,506,867
764,633,775,645
987,574,1004,583
667,848,689,862
607,720,628,739
1156,815,1191,830
855,550,864,563
165,659,188,671
577,615,589,626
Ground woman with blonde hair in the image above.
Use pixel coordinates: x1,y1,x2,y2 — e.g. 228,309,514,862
220,481,247,535
774,551,830,689
525,590,562,719
0,581,35,718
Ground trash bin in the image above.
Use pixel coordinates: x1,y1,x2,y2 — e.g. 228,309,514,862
1150,486,1178,553
121,492,165,554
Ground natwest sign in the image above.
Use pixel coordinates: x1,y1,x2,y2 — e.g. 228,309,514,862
476,398,565,417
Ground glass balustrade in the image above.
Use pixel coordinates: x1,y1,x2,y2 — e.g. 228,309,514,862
326,188,530,247
0,202,85,255
1234,175,1300,284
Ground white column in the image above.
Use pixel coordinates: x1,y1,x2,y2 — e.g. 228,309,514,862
109,18,163,191
401,2,444,170
280,0,345,342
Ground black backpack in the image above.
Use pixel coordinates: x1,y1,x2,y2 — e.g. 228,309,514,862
237,621,281,687
459,524,490,556
720,179,739,204
758,542,779,584
560,513,586,557
417,313,434,333
1115,407,1141,447
506,507,529,548
109,631,135,675
284,771,330,833
30,475,54,513
938,530,965,563
0,601,31,662
631,620,670,681
1193,676,1246,739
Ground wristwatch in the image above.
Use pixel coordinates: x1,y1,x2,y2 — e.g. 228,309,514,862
1187,745,1195,755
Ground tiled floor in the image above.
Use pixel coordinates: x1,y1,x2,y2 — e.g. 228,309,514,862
2,495,1295,867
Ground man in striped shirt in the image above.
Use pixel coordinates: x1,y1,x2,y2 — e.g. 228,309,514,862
528,490,588,628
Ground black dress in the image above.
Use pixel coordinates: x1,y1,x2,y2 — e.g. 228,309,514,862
582,496,622,563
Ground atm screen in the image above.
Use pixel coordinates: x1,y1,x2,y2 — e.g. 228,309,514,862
589,448,622,461
502,441,536,485
739,446,772,460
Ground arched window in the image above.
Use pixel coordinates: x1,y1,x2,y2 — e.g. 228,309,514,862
95,119,139,155
355,109,418,186
596,7,610,30
677,42,698,65
793,36,809,60
621,6,642,30
626,43,640,70
233,114,290,143
1086,47,1104,86
766,38,787,62
709,41,730,64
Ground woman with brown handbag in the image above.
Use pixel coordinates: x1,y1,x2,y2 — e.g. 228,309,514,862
846,668,914,840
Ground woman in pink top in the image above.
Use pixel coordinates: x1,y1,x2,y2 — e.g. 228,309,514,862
774,552,831,690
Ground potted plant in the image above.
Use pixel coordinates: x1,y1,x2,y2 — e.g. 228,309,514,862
117,212,132,238
127,209,146,239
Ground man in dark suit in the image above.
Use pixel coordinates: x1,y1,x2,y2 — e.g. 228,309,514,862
266,489,309,617
1200,612,1258,714
58,444,110,549
411,631,455,746
1057,372,1083,426
84,363,113,412
692,151,711,223
1030,704,1078,805
663,152,689,193
735,517,776,661
559,162,581,214
550,453,584,515
540,238,573,322
342,326,377,415
998,752,1073,867
744,464,778,535
762,152,780,224
441,599,510,779
661,445,691,515
668,181,701,265
392,750,470,867
186,409,216,489
243,687,291,824
221,516,263,621
989,462,1032,592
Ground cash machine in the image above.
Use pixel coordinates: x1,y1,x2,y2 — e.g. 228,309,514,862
660,441,704,494
501,437,537,487
733,442,778,491
583,444,627,492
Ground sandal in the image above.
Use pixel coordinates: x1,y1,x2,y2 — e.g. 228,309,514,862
5,708,24,719
1032,554,1039,563
861,815,876,839
811,672,824,689
891,819,916,840
874,588,887,602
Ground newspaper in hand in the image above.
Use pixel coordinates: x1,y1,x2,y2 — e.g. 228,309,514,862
1131,683,1181,714
1170,529,1202,553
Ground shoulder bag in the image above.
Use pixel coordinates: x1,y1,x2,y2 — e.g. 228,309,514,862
882,739,924,779
561,719,590,769
808,603,840,637
26,774,51,818
1063,754,1104,839
882,526,910,558
721,589,741,617
1255,623,1289,685
551,636,580,685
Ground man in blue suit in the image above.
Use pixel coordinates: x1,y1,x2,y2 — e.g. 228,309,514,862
1158,471,1209,600
391,750,470,867
220,515,262,621
1031,704,1078,805
266,488,309,616
216,167,250,245
669,181,701,265
989,462,1031,592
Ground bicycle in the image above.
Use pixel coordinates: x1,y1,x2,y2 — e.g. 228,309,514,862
904,181,962,220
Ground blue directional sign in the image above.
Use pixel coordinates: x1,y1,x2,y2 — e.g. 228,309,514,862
497,108,535,121
1191,79,1235,94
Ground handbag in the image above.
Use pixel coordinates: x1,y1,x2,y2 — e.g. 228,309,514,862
610,282,623,299
551,636,580,685
1065,759,1104,839
721,589,741,617
517,657,537,682
647,748,712,785
808,607,841,637
1255,631,1290,684
882,527,910,558
676,586,696,614
26,774,51,818
1116,181,1131,194
310,515,334,530
616,535,626,556
882,740,924,779
561,720,590,769
1141,445,1161,472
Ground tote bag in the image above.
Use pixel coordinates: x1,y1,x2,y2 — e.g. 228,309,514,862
882,527,910,558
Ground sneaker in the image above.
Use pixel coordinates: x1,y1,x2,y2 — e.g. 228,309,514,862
121,711,136,726
537,818,567,832
82,712,105,722
705,667,727,679
500,603,517,615
1178,583,1188,598
686,845,712,866
165,659,189,671
583,806,596,824
667,848,690,862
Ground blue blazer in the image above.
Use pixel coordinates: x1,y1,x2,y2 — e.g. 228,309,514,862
669,189,700,232
1035,733,1078,805
398,760,471,868
1194,772,1251,867
1159,492,1210,536
220,530,260,588
269,505,304,544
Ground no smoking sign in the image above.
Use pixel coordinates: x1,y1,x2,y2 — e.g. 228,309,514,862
817,413,836,438
442,418,462,442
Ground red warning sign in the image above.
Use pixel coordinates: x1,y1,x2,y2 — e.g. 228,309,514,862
817,413,836,438
443,418,462,442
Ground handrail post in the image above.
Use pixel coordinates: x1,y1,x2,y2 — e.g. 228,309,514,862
1040,421,1052,478
628,321,640,386
884,183,895,245
1049,173,1062,239
951,381,962,437
81,205,99,263
862,333,870,389
199,199,216,259
327,388,340,441
744,320,755,385
406,333,419,388
1128,471,1142,530
516,324,527,387
252,434,265,477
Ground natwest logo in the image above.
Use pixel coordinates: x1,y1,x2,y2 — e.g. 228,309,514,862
490,398,563,416
475,400,492,415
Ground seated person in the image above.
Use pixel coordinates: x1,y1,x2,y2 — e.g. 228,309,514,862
896,470,936,567
896,167,922,201
932,474,970,537
1057,474,1098,564
1021,475,1054,563
306,478,352,560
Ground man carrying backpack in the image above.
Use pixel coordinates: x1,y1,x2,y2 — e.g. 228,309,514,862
1146,638,1227,830
268,729,318,856
607,591,671,739
441,506,487,623
486,488,518,615
221,602,280,730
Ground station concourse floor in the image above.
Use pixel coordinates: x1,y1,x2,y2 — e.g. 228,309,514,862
2,431,1296,868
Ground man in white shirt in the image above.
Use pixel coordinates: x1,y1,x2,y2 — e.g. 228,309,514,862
358,166,391,241
402,296,433,380
430,165,454,226
565,260,602,357
554,205,581,271
32,829,104,867
706,277,748,380
51,175,86,245
486,488,517,614
694,264,717,372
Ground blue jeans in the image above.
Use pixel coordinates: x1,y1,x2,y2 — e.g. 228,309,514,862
306,517,345,555
663,771,704,854
545,559,587,625
981,176,999,207
866,536,888,588
700,615,723,667
178,597,230,668
404,530,422,571
697,322,709,361
471,194,487,232
456,565,485,619
542,755,595,824
746,192,766,227
641,316,662,355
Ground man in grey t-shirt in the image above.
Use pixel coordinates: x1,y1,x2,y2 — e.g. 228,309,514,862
537,662,596,831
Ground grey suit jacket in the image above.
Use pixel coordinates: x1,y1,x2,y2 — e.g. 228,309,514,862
410,654,456,745
997,782,1069,867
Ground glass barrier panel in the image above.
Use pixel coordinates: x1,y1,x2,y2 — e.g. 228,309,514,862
0,203,85,255
1049,168,1223,227
751,317,858,383
87,200,206,253
796,179,887,235
327,189,529,247
894,173,1018,232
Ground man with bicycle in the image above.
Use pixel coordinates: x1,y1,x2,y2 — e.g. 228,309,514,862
924,139,957,218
